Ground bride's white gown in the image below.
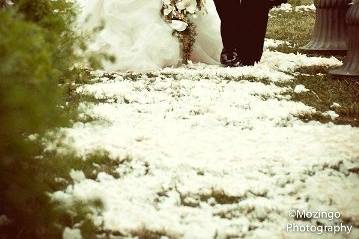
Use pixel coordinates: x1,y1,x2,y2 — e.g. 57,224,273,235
75,0,223,72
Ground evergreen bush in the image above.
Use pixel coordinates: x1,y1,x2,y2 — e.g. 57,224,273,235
0,1,104,238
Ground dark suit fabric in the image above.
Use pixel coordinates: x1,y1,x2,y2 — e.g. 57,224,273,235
213,0,270,65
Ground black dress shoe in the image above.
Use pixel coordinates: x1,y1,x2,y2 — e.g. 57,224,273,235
220,48,243,67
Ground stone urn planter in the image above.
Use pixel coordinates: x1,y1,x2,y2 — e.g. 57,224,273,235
301,0,351,55
330,1,359,77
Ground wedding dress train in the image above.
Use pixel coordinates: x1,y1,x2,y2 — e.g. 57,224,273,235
190,0,223,65
75,0,223,72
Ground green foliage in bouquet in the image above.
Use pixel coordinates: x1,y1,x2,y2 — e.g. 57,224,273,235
162,0,205,63
0,1,107,238
178,22,197,63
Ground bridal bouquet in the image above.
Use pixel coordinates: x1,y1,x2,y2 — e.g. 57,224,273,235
161,0,206,62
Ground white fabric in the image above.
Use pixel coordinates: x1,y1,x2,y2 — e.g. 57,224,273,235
75,0,222,72
190,0,223,65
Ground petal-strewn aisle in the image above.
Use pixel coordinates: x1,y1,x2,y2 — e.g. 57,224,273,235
54,50,359,239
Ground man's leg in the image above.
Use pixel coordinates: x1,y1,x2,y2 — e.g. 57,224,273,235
213,0,239,51
236,0,270,65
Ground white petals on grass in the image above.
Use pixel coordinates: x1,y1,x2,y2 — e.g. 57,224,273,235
54,51,358,238
271,3,316,13
264,38,288,49
28,133,39,141
323,110,340,120
70,170,86,183
294,84,309,93
272,3,293,12
63,228,82,239
331,102,342,109
160,51,341,82
295,4,316,12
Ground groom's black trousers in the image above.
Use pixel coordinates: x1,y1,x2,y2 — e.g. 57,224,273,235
213,0,270,65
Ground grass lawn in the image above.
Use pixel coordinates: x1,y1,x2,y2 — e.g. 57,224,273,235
266,0,359,126
67,0,359,127
2,1,358,239
49,1,359,238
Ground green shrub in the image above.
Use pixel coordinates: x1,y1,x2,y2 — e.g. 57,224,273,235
0,1,105,238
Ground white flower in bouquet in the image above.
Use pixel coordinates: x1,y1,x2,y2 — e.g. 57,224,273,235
162,0,172,4
170,20,189,32
176,0,198,14
162,0,205,31
163,5,175,16
162,0,206,62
